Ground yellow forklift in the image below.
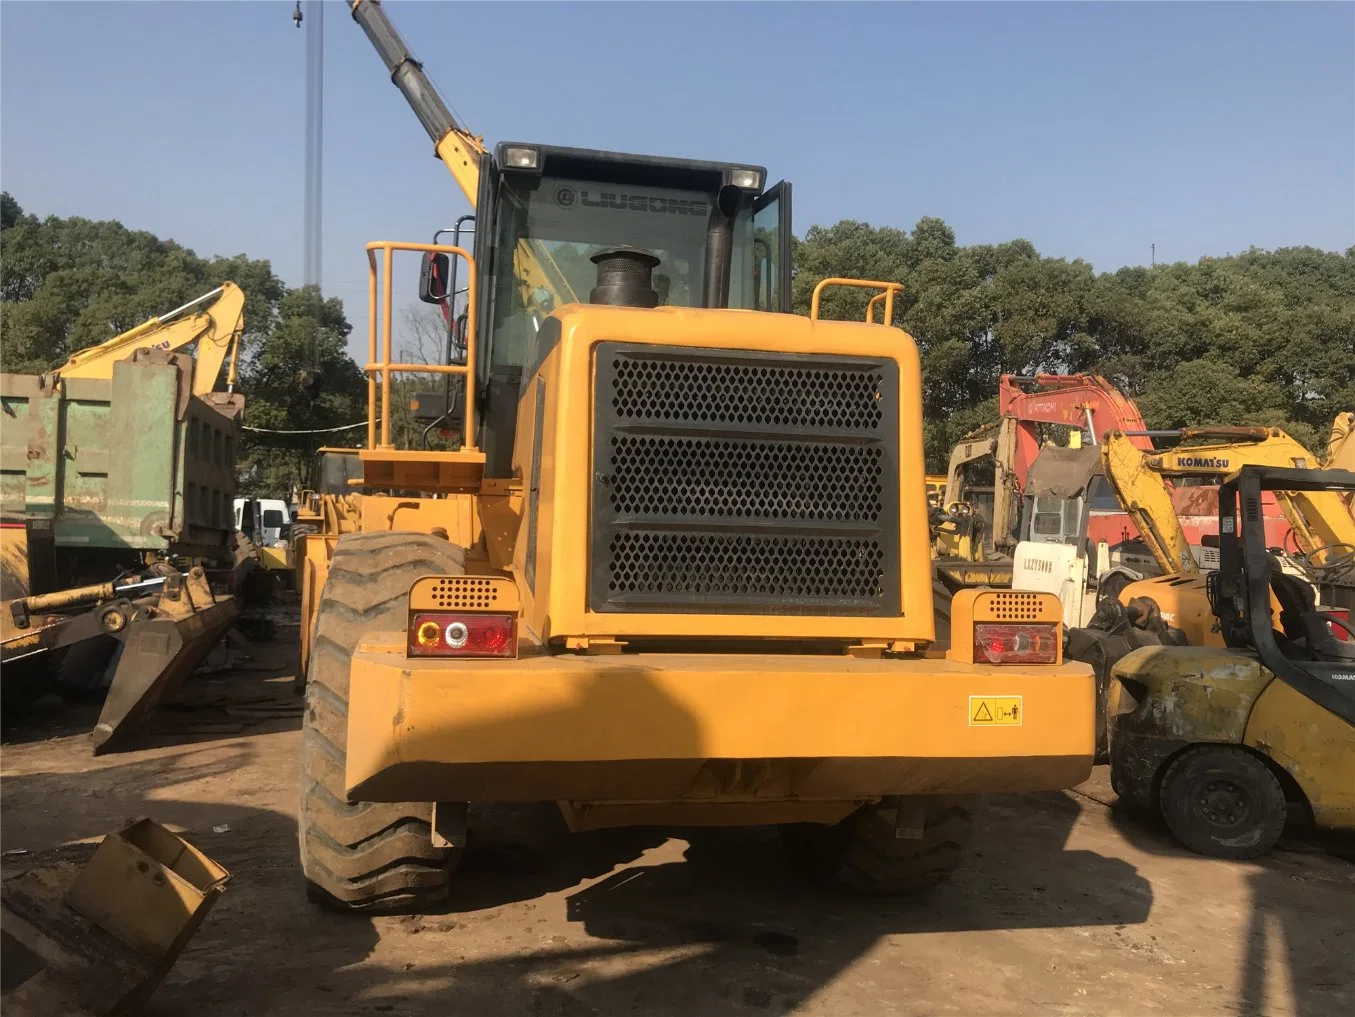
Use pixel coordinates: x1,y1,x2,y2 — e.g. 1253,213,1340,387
1109,466,1355,858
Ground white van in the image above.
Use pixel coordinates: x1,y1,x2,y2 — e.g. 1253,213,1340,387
234,497,292,547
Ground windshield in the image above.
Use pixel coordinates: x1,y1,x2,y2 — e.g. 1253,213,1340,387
488,174,756,371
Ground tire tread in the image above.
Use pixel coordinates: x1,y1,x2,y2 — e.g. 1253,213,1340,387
298,531,464,912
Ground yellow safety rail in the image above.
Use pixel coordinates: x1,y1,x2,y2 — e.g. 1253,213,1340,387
810,278,905,324
364,241,478,451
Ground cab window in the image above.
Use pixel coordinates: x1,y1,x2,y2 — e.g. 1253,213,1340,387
488,175,717,373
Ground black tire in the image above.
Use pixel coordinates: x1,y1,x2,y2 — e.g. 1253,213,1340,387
298,531,466,912
1159,745,1287,859
780,796,975,895
53,634,120,703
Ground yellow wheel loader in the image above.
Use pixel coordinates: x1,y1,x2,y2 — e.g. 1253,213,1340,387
294,0,1097,913
1109,466,1355,858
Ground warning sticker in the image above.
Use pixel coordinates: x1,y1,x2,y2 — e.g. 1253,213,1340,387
969,696,1023,727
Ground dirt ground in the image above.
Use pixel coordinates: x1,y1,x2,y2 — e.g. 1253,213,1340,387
2,627,1353,1017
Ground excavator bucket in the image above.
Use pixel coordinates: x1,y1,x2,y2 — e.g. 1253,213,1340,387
91,571,238,755
1,817,229,1017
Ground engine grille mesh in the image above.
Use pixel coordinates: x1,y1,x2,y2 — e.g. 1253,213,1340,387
610,357,885,431
590,344,900,616
606,436,884,522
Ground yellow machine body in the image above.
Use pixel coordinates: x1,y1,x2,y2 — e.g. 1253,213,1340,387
345,646,1093,814
509,303,935,650
345,584,1092,819
1244,678,1355,829
1116,572,1286,650
303,256,1095,824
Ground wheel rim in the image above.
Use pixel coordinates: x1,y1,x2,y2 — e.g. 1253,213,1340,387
1197,778,1250,828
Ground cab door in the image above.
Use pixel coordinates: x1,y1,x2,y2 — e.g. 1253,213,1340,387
752,181,792,313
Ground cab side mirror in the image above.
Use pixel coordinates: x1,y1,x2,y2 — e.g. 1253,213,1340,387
419,252,451,304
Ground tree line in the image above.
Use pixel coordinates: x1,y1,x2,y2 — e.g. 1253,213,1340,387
793,218,1354,466
1,194,364,495
3,193,1351,487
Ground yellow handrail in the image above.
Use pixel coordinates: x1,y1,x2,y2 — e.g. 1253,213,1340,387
363,241,478,451
809,277,905,325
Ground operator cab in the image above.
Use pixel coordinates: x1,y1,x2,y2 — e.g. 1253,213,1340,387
1213,468,1355,715
418,143,793,475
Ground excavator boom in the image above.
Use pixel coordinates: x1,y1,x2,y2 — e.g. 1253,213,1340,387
997,373,1152,485
57,283,245,396
1100,430,1198,574
1100,427,1355,575
1329,413,1355,471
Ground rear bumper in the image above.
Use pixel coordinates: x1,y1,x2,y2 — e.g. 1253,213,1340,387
345,646,1095,804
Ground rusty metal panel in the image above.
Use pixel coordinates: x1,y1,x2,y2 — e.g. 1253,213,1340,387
2,818,229,1016
103,356,180,550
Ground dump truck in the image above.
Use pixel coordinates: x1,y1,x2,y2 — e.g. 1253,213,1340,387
1,347,243,749
291,0,1097,914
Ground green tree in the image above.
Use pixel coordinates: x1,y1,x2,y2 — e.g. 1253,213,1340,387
0,193,282,373
791,216,1353,469
235,287,367,495
0,196,368,496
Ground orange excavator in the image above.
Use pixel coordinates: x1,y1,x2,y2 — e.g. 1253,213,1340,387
934,374,1153,578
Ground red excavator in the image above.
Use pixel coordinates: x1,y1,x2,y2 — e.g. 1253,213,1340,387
935,374,1153,566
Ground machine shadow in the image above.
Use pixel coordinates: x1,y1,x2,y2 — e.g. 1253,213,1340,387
285,789,1154,1017
1106,791,1354,1017
0,650,301,752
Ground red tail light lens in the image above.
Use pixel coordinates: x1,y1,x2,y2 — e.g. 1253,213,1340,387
407,613,516,658
1324,608,1352,643
973,623,1059,664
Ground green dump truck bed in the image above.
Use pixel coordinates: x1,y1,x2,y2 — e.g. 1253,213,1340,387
1,349,243,560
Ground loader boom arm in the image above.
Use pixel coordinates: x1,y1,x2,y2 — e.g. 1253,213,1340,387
57,282,245,396
348,0,578,311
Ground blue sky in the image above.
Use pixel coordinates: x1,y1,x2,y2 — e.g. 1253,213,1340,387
3,1,1352,356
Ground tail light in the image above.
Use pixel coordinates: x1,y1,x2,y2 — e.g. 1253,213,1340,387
408,613,516,658
973,623,1059,664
